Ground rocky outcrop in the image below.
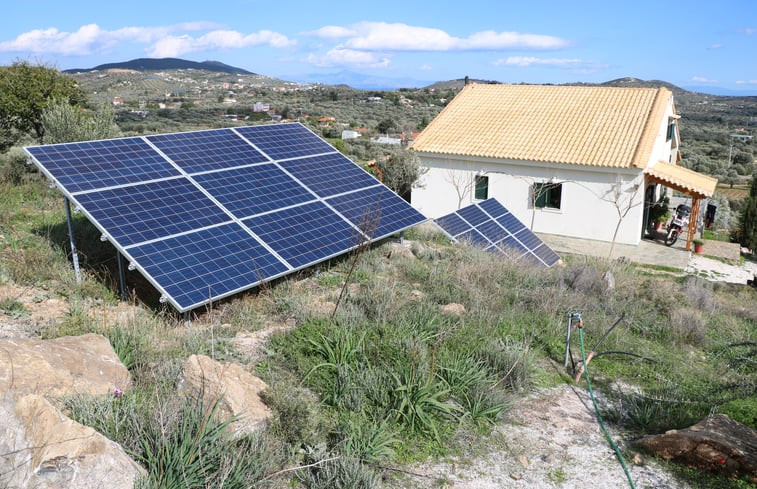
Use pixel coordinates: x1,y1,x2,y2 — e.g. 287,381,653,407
177,354,272,437
0,333,131,399
0,394,145,489
635,414,757,482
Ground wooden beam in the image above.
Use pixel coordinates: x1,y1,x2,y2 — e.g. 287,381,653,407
686,197,701,251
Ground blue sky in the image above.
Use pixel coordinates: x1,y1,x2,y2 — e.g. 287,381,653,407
2,0,756,92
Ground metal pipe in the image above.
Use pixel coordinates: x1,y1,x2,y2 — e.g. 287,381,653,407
64,198,82,284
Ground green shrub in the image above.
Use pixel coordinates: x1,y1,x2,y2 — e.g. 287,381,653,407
669,308,707,347
296,444,381,489
340,415,398,462
104,324,145,371
0,297,28,318
260,378,329,447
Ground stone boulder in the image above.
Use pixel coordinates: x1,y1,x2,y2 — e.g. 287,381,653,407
635,414,757,482
440,302,466,316
177,354,272,437
0,333,131,399
0,394,145,488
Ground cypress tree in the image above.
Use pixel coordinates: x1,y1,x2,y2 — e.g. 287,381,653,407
740,175,757,251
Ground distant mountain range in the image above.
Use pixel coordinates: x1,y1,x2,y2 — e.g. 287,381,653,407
64,58,254,75
61,57,757,96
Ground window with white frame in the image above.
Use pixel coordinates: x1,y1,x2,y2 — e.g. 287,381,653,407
533,182,562,209
474,175,488,200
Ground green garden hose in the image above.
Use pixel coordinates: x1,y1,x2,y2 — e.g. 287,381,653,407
578,325,637,489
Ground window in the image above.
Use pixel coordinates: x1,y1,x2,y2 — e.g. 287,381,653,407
533,182,562,209
666,120,677,147
474,175,488,200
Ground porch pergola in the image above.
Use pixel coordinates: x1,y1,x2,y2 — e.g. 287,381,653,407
644,162,718,251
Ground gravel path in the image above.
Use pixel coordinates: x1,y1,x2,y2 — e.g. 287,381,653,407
389,384,686,489
685,255,757,284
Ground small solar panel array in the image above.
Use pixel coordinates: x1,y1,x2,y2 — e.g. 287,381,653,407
25,123,426,312
434,198,561,267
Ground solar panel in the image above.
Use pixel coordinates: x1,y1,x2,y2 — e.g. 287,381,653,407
74,178,230,247
327,186,426,240
127,223,289,309
26,138,179,193
243,201,359,269
24,122,427,311
192,163,313,219
278,153,379,198
235,124,336,160
433,198,561,267
147,129,268,173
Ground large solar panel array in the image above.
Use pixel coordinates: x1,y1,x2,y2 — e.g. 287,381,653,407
25,123,426,312
434,198,561,267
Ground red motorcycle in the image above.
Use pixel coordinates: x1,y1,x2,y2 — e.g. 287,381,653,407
665,204,691,246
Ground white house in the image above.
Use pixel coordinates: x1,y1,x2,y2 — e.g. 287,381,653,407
411,83,717,247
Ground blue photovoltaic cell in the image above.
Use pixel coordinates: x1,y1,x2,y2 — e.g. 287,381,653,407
147,129,268,173
75,178,230,247
433,198,560,267
327,186,426,239
532,243,561,267
457,228,489,246
476,219,509,243
26,138,179,193
243,201,358,269
25,122,427,311
478,198,508,218
457,205,490,227
496,212,527,235
236,123,336,161
193,164,314,218
127,223,289,310
513,229,543,251
497,235,527,256
435,213,471,237
278,153,378,198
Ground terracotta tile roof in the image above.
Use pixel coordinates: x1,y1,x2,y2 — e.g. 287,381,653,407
411,83,673,169
645,161,718,198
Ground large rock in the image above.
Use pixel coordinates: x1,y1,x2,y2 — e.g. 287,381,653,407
177,354,272,437
0,333,131,399
635,414,757,482
0,394,145,488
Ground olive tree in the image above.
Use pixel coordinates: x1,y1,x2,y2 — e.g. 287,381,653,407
42,100,121,144
0,61,85,149
374,149,426,200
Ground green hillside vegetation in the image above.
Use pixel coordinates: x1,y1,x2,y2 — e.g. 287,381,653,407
1,65,756,487
1,155,755,487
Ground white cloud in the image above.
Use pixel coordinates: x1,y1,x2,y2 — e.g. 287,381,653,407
305,26,356,39
708,43,724,49
736,79,757,84
493,56,606,71
306,22,569,51
419,64,432,71
148,29,294,57
691,76,718,83
0,23,292,57
742,28,755,35
305,48,390,68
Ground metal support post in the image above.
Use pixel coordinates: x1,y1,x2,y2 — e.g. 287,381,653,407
64,197,82,283
116,251,127,301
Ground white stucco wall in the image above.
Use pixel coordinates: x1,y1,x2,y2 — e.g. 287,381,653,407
411,156,647,245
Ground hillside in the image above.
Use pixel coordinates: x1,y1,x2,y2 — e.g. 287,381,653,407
64,57,255,74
